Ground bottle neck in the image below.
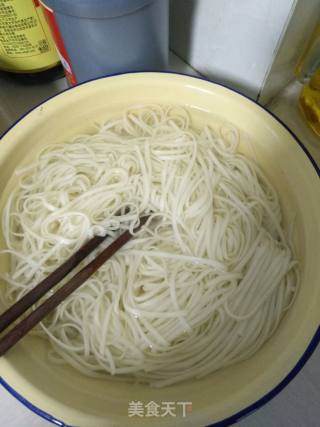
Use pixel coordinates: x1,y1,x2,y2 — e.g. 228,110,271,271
295,25,320,83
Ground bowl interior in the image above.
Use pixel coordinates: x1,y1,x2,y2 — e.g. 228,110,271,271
0,73,319,427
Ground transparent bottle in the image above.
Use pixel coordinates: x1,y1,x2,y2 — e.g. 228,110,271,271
295,26,320,137
299,69,320,136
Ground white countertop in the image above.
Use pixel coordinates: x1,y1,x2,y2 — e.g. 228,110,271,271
0,54,319,427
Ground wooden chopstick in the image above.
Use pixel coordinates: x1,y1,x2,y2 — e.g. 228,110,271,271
0,215,149,357
0,234,108,335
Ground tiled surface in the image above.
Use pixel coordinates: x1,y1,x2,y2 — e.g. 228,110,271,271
170,0,320,102
0,57,319,427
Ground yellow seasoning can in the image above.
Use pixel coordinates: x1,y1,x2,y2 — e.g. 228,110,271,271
0,0,60,73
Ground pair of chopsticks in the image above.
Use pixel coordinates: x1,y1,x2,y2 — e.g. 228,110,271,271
0,215,149,357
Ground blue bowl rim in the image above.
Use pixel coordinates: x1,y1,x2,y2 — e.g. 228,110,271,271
0,70,319,427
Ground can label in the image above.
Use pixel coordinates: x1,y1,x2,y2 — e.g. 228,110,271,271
40,1,77,85
0,0,59,72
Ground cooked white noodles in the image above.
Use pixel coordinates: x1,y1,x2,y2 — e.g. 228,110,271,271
1,105,298,387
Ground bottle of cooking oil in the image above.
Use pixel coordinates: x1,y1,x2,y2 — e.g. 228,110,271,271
295,26,320,137
299,69,320,136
